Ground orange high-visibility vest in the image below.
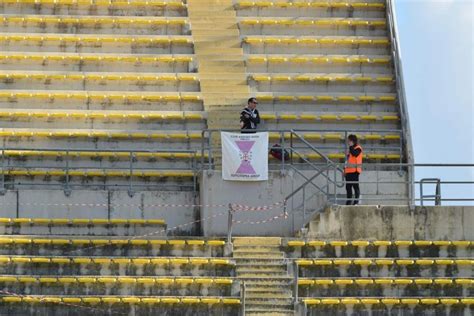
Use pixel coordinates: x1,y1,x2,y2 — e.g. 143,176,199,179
345,144,363,174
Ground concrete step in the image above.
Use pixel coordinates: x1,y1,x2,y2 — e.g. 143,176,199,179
190,29,240,36
234,246,284,254
233,253,285,259
245,309,295,316
194,48,244,56
234,237,282,247
237,272,289,278
234,258,288,265
246,298,294,306
198,73,247,80
245,293,293,299
236,266,287,274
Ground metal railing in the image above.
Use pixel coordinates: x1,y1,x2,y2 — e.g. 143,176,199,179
201,128,404,170
0,147,199,196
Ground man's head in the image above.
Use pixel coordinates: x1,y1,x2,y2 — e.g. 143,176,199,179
348,134,358,146
247,97,258,110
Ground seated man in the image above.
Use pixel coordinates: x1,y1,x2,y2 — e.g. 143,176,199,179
240,97,260,133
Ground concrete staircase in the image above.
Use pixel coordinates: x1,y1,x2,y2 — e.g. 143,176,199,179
187,0,249,130
233,237,294,316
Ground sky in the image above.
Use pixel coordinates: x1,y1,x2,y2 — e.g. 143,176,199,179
394,0,473,204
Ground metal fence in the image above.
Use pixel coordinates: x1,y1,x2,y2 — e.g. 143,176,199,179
0,147,199,197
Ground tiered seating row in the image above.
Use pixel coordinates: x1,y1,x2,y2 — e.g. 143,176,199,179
1,296,241,305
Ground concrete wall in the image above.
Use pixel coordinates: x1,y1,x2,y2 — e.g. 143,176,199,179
309,205,474,240
0,189,198,235
200,169,408,237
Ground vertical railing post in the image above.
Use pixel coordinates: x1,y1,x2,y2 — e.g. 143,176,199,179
64,149,71,196
200,130,205,171
333,164,337,204
290,130,294,166
208,130,213,172
240,281,246,316
409,164,415,207
420,179,424,206
0,146,5,195
280,131,286,173
302,186,306,223
227,203,234,245
293,261,299,305
435,179,441,206
128,151,134,197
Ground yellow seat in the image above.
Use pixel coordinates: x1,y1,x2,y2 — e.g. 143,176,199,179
187,240,205,246
355,279,374,285
176,278,194,285
102,297,121,304
82,297,101,304
195,278,214,285
122,297,141,304
91,239,109,245
201,298,220,304
394,279,412,285
382,298,400,305
313,260,332,266
288,240,305,247
436,259,455,265
452,241,471,247
31,257,50,263
170,258,188,265
71,239,91,245
118,277,137,284
401,298,420,305
414,279,433,285
51,258,71,264
335,279,353,285
141,298,161,304
130,240,149,246
221,298,240,305
39,277,57,283
77,277,96,283
214,278,233,285
150,258,169,265
416,259,434,265
333,259,352,265
97,277,117,283
132,258,150,265
307,240,326,247
353,259,372,265
207,240,225,246
303,298,320,305
72,258,92,264
209,259,231,265
161,298,180,304
137,278,155,285
2,296,22,303
189,258,208,265
360,298,380,305
0,276,18,282
296,259,313,266
58,277,76,283
312,279,332,286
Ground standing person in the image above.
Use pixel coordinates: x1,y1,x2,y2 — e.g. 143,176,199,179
240,97,260,133
344,134,363,205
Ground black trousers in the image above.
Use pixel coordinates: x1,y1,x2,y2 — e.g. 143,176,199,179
345,172,360,205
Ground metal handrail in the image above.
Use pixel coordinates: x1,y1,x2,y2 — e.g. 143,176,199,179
420,178,442,206
386,0,416,204
0,147,199,196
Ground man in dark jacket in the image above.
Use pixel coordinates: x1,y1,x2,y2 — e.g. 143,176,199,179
240,97,260,133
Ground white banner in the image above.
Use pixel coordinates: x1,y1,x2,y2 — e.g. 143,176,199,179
221,132,269,181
